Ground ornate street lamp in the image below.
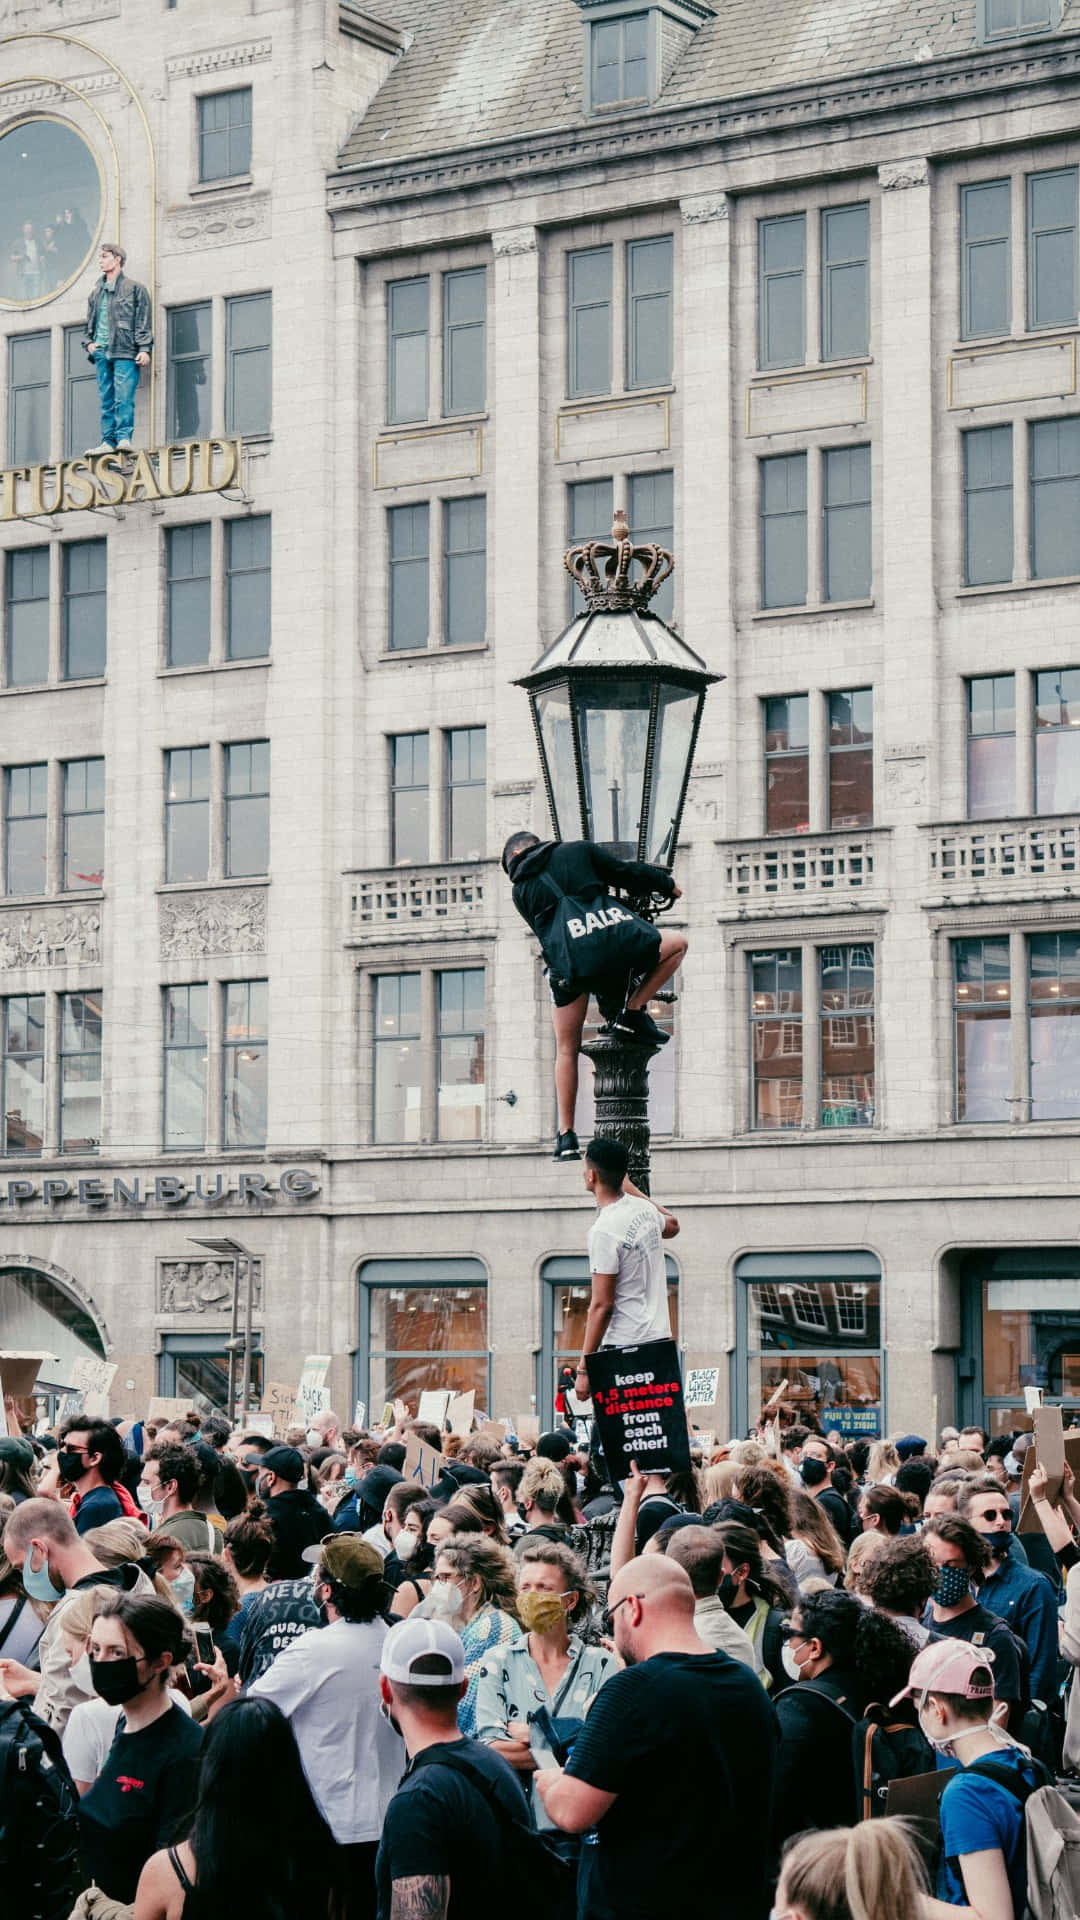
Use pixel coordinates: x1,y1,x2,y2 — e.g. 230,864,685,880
516,511,721,1189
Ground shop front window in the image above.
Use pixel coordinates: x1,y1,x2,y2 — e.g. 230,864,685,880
971,1251,1080,1435
359,1258,489,1414
738,1252,883,1437
159,1333,263,1417
540,1255,679,1429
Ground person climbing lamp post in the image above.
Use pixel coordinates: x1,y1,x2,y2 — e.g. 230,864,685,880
515,512,720,1191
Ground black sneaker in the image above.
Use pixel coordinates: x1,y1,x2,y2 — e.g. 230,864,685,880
612,1008,670,1045
554,1129,581,1160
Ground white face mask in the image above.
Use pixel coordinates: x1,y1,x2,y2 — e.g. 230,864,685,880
415,1580,465,1622
70,1650,93,1695
781,1642,806,1684
306,1429,322,1448
394,1530,418,1563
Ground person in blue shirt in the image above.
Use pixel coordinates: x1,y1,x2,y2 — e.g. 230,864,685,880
958,1476,1060,1705
894,1636,1044,1920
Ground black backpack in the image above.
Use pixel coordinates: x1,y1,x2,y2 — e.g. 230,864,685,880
534,870,659,996
0,1698,83,1920
412,1745,574,1920
853,1702,937,1819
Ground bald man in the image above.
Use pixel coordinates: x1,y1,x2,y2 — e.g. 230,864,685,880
537,1556,777,1920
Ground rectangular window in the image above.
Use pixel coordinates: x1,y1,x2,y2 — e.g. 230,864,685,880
443,497,486,647
165,746,210,883
1,995,44,1155
758,214,806,369
6,547,50,688
437,968,484,1141
1027,167,1078,331
968,674,1016,819
1035,667,1080,813
59,991,102,1152
1030,930,1080,1119
626,236,673,389
954,936,1012,1121
198,87,252,183
961,181,1011,339
442,268,486,416
567,247,613,398
1030,417,1080,580
64,324,98,459
163,984,208,1150
390,733,429,864
224,741,269,877
225,516,271,660
823,445,872,602
225,292,271,435
373,973,422,1142
590,13,649,107
828,689,874,828
62,758,104,891
821,203,870,361
821,943,875,1126
628,470,674,621
764,694,810,834
222,980,267,1149
166,524,211,669
4,764,47,895
388,503,430,651
387,277,429,426
983,0,1056,34
167,303,212,442
760,452,808,608
7,333,50,467
750,949,803,1129
62,540,106,680
567,475,614,619
444,726,486,860
963,425,1013,586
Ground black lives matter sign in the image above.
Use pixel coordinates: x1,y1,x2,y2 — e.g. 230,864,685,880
585,1339,690,1481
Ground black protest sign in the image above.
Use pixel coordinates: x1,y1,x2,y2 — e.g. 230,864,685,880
585,1340,690,1481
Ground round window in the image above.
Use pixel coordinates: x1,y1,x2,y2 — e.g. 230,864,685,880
0,117,103,307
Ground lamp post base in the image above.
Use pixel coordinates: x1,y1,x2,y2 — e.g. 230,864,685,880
580,1027,662,1195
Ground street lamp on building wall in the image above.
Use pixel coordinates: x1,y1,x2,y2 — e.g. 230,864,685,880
516,511,720,1190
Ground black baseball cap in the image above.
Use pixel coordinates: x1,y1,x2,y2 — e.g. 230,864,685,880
248,1444,304,1483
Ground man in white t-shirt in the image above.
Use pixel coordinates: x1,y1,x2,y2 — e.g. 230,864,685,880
573,1136,679,1406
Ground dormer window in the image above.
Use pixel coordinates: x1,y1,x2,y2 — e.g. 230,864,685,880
978,0,1061,42
577,0,714,116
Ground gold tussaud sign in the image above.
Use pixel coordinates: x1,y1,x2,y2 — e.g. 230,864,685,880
0,437,244,521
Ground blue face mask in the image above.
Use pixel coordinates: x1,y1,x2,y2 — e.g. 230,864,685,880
343,1467,359,1490
169,1567,196,1615
23,1542,64,1602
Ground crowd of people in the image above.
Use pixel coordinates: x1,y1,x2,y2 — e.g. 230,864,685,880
1,1395,1078,1920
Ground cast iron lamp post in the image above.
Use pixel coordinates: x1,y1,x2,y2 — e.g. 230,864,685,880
516,511,720,1190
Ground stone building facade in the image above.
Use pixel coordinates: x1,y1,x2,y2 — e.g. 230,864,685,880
2,0,1080,1441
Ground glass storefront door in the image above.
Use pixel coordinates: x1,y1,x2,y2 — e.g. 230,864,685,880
960,1250,1080,1436
540,1256,680,1431
358,1258,490,1417
735,1251,883,1437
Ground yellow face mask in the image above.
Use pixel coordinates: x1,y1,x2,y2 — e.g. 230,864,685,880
518,1591,571,1634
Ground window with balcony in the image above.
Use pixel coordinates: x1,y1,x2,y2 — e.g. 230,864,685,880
444,728,486,862
390,733,429,866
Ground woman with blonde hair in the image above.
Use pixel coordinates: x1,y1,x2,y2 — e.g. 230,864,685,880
776,1818,927,1920
702,1460,740,1506
440,1480,510,1546
83,1517,176,1601
787,1488,846,1587
865,1439,901,1485
844,1527,888,1595
515,1455,575,1544
426,1532,521,1734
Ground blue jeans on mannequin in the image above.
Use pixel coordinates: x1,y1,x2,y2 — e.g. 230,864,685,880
93,353,140,445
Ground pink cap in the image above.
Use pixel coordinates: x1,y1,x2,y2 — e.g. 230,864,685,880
889,1636,996,1709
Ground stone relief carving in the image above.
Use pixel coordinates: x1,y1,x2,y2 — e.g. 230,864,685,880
492,226,538,256
166,41,272,78
159,889,266,959
884,750,928,808
879,157,930,191
0,907,101,971
685,761,724,824
164,196,270,254
159,1257,263,1316
681,193,729,224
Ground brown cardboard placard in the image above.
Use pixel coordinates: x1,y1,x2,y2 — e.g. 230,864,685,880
513,1414,540,1447
0,1351,54,1435
261,1380,298,1442
1034,1406,1066,1505
403,1429,446,1492
446,1390,475,1438
1019,1428,1080,1531
147,1395,196,1424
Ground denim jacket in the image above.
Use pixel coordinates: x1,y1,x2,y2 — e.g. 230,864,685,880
82,273,153,360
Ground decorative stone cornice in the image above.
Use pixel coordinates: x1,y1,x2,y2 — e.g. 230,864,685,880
681,192,729,224
0,71,119,108
879,156,930,190
164,194,271,254
166,40,272,80
491,226,538,256
7,0,118,25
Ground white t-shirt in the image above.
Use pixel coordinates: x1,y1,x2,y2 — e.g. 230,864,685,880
62,1687,192,1786
587,1192,671,1347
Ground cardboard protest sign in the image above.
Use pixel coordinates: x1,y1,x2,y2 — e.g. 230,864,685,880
57,1356,117,1423
261,1380,297,1442
243,1412,274,1438
585,1340,690,1481
475,1419,509,1444
1019,1421,1080,1532
1033,1406,1066,1506
353,1400,366,1432
147,1396,196,1424
404,1428,447,1492
0,1352,53,1436
417,1389,452,1428
684,1367,720,1411
446,1390,475,1438
295,1356,331,1426
1024,1386,1044,1415
512,1415,540,1447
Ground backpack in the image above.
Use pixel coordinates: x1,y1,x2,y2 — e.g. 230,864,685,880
854,1702,936,1820
533,870,659,997
961,1755,1080,1920
0,1698,83,1920
412,1744,574,1920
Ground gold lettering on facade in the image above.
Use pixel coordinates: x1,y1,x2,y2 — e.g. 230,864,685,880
123,449,161,504
156,441,194,500
0,441,243,522
0,468,26,522
62,460,95,511
93,452,126,506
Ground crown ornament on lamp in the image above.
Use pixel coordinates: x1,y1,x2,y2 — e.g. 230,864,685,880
564,507,674,612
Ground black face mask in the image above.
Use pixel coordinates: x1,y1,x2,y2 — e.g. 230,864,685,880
57,1448,87,1483
801,1458,828,1488
90,1656,146,1707
717,1572,737,1608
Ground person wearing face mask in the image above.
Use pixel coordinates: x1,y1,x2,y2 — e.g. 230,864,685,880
711,1519,792,1689
250,1534,401,1920
660,1526,762,1673
770,1588,863,1855
59,1586,194,1795
420,1534,522,1737
77,1591,202,1903
380,1483,434,1589
389,1499,440,1620
893,1637,1047,1919
799,1438,854,1547
537,1554,777,1920
475,1540,616,1857
56,1419,127,1534
141,1444,219,1555
239,1444,325,1578
957,1475,1060,1709
0,1498,154,1733
922,1516,1027,1734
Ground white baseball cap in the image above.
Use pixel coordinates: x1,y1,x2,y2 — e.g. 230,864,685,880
380,1617,466,1687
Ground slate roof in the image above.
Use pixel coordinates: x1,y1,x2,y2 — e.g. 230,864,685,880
335,0,1080,172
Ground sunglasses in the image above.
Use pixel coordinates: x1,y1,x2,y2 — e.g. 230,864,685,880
600,1593,640,1634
